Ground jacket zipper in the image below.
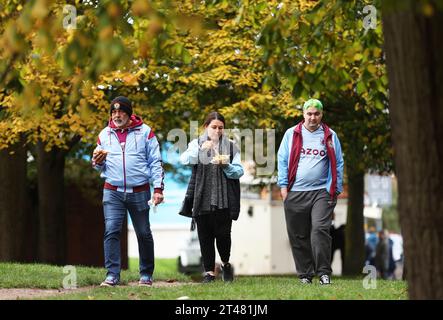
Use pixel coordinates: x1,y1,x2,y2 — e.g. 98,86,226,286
113,130,127,192
120,137,127,192
122,146,126,192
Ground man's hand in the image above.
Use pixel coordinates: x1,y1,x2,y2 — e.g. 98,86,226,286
153,192,164,205
280,187,288,201
92,149,108,165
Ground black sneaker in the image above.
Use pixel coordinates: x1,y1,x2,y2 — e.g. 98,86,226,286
299,277,312,284
202,273,216,283
319,274,331,285
221,263,234,282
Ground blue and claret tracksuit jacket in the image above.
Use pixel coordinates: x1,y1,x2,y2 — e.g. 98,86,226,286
93,115,164,194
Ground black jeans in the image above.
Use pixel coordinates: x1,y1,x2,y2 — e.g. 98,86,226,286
195,210,232,273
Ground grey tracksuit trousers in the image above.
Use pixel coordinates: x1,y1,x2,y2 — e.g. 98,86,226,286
284,189,336,279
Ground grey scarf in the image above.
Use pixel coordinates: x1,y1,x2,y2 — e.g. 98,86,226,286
193,132,232,214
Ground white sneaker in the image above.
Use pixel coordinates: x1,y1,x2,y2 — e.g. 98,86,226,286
319,275,331,285
299,277,312,284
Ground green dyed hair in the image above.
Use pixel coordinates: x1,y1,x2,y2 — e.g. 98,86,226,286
303,99,323,111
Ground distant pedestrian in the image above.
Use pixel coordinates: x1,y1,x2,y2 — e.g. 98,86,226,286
375,230,390,279
365,226,378,266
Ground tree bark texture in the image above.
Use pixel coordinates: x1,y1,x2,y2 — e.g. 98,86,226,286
36,142,66,265
0,143,28,261
343,166,365,276
382,0,443,299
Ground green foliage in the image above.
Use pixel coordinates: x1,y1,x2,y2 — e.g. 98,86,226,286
0,0,295,157
110,0,298,139
382,180,400,232
382,204,401,233
0,0,394,178
0,1,132,150
259,0,393,174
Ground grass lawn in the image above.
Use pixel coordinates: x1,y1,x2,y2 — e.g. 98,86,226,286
0,258,189,289
47,276,407,300
0,259,407,300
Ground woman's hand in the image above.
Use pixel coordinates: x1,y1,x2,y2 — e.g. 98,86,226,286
201,141,214,150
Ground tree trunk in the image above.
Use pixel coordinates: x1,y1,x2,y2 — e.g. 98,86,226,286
0,143,28,261
382,1,443,299
36,142,66,265
342,165,365,276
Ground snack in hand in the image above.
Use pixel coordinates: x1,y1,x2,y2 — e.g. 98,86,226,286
211,154,230,164
93,149,108,164
94,149,108,155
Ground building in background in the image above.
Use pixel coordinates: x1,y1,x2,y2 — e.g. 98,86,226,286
128,168,398,277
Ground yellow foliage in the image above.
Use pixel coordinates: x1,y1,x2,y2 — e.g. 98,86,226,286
1,0,304,153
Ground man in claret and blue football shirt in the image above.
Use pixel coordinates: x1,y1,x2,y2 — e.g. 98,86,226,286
277,98,344,285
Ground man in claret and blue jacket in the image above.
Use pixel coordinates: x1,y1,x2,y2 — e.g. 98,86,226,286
92,96,164,287
277,98,344,285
